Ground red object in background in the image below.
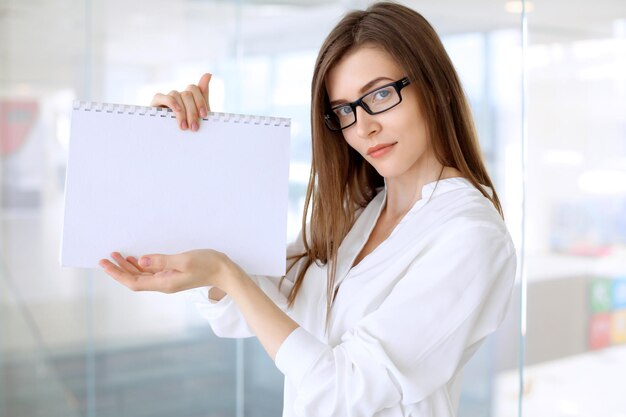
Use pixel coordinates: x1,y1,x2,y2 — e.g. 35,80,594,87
0,100,39,156
589,313,612,350
568,243,612,257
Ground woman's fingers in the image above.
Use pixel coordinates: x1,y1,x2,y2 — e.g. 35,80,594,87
100,254,176,293
151,92,188,130
110,252,143,275
149,73,212,132
198,73,212,112
126,256,143,271
149,93,181,112
99,258,143,290
137,253,183,274
187,84,208,119
165,91,188,130
100,249,230,294
180,90,200,132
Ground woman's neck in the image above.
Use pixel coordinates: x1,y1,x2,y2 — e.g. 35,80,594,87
383,165,462,220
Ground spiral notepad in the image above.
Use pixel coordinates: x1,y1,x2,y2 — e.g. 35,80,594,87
61,101,291,276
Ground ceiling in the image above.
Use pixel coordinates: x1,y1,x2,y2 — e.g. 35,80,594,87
1,0,625,92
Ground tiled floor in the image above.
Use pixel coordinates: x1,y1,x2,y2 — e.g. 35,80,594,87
0,330,284,417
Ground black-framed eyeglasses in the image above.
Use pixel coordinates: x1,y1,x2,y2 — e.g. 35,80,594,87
324,77,411,131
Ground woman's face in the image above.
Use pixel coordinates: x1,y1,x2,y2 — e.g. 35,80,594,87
325,45,436,181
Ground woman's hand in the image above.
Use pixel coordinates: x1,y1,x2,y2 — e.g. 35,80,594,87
150,73,211,132
101,250,300,361
99,249,239,294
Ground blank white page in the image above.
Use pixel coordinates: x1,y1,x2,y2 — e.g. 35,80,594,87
62,101,290,276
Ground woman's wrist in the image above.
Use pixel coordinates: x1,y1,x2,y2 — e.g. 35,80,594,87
218,255,249,295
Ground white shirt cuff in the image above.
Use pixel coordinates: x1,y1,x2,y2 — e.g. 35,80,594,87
186,286,234,320
274,327,328,388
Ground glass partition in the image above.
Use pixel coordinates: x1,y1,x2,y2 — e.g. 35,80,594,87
1,1,89,416
521,1,626,415
4,1,623,417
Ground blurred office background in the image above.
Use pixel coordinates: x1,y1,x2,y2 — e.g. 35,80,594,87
1,0,625,416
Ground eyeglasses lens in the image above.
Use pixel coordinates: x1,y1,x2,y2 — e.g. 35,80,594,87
326,83,402,131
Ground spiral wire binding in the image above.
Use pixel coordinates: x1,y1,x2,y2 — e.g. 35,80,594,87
73,100,290,127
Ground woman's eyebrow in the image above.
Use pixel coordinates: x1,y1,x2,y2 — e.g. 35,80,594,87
329,76,394,107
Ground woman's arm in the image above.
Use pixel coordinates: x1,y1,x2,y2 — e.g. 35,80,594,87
102,219,516,416
274,222,517,416
100,248,300,360
222,263,299,359
189,229,309,337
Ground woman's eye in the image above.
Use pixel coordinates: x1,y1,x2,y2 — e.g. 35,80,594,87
373,88,391,101
335,106,353,117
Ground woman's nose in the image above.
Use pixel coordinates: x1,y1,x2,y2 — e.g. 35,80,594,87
354,106,381,138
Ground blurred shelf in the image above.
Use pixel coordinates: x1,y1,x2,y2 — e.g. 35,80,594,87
527,250,626,282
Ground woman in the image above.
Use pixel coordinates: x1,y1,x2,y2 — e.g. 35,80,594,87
100,2,517,416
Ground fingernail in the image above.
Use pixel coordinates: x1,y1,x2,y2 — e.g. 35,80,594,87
181,120,188,130
200,108,207,118
139,257,151,267
191,121,198,131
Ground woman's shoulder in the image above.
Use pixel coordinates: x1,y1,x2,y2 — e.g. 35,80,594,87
432,177,497,211
427,178,511,239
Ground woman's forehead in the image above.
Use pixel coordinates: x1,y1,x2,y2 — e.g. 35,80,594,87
325,46,404,100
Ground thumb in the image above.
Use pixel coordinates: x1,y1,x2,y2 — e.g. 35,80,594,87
198,73,211,110
139,254,177,273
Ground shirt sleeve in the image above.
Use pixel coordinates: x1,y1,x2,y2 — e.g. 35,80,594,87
188,230,309,338
274,219,517,416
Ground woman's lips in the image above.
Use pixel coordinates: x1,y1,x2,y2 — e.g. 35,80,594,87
367,142,397,158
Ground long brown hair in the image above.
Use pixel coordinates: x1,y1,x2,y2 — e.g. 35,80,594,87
281,1,503,327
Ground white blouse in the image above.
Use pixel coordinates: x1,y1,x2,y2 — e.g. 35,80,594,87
190,177,517,417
